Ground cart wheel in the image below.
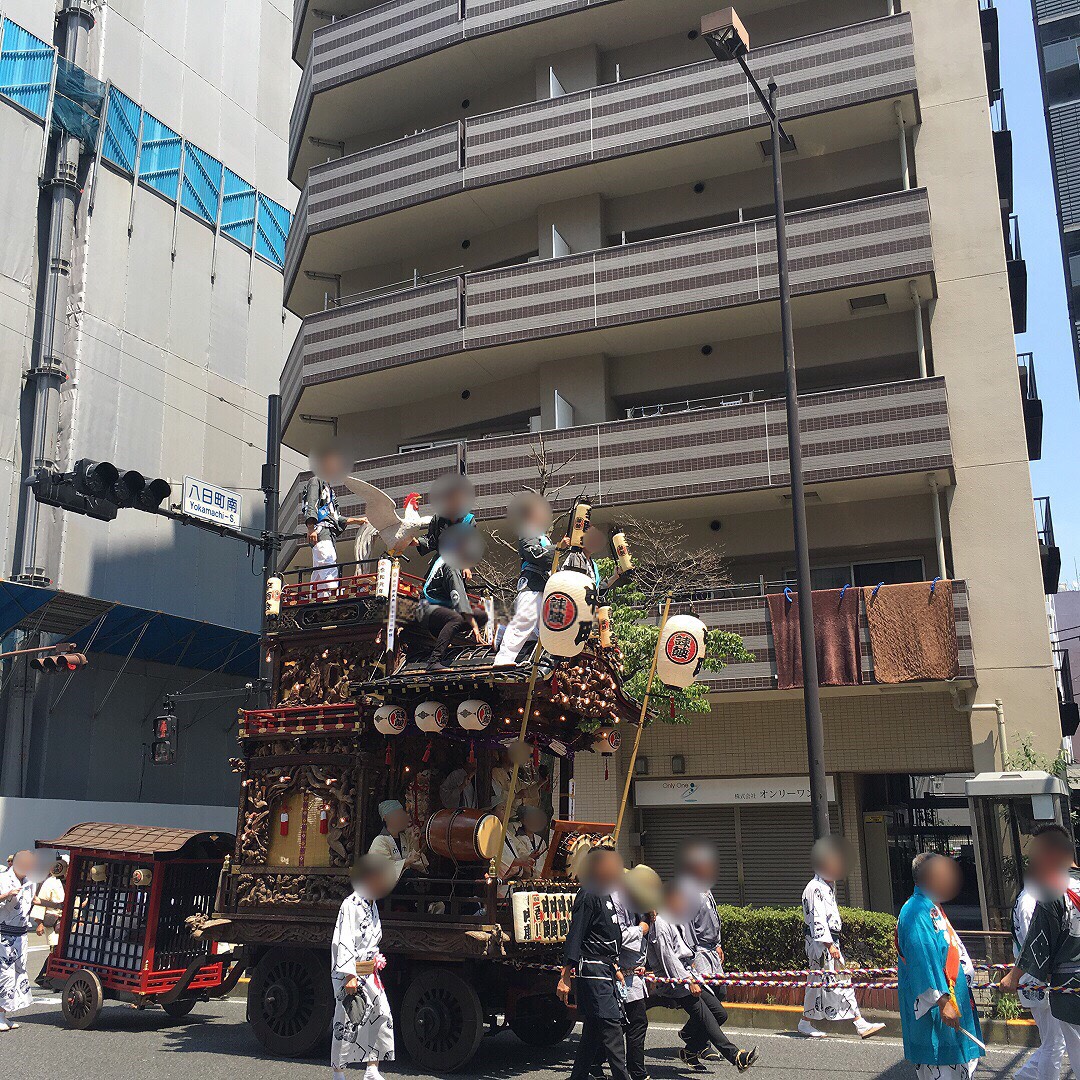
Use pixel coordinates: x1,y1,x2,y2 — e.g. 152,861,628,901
508,993,575,1047
62,969,103,1030
161,998,197,1019
247,947,334,1057
400,966,484,1072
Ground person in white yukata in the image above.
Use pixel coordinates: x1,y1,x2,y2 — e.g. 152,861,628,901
799,837,885,1039
0,850,36,1032
331,853,402,1080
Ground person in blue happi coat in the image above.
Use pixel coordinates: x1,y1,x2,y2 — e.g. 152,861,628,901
897,853,983,1079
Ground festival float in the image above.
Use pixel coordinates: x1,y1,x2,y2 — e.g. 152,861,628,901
189,497,708,1069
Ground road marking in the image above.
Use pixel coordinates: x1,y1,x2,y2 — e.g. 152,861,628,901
707,1026,1020,1060
26,945,52,952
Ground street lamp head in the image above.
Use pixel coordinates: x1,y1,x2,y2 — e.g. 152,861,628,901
701,7,750,61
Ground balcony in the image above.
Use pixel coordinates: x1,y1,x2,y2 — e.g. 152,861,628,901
278,376,953,568
289,0,894,179
1054,648,1079,737
694,579,974,692
1036,496,1062,595
1005,214,1028,335
980,0,1000,99
991,90,1013,215
285,14,918,306
1018,352,1043,461
281,188,936,438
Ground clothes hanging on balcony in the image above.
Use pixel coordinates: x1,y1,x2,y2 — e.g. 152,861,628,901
765,588,862,691
863,581,958,683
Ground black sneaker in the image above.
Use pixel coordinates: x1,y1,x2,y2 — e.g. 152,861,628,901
735,1048,758,1072
589,1068,605,1079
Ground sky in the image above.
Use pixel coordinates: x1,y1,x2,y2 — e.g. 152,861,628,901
1001,0,1080,587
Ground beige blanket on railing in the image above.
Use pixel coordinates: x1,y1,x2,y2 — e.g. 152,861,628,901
863,581,959,683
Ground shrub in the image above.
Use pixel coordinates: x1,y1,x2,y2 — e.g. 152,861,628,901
717,905,897,971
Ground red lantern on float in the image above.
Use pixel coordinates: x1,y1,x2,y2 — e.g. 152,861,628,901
320,805,329,835
279,809,289,837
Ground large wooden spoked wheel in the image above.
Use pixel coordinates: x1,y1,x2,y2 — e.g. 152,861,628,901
247,947,334,1057
400,966,484,1072
508,992,575,1047
61,968,104,1030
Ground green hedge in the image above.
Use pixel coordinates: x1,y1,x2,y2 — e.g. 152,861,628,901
717,905,897,971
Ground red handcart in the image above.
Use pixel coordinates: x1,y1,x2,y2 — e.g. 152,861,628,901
36,822,244,1028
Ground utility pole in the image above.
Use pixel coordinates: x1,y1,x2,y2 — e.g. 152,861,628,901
261,395,282,703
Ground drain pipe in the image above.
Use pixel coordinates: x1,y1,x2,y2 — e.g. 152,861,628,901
910,281,927,379
953,690,1008,767
15,0,95,585
928,475,947,579
895,101,911,190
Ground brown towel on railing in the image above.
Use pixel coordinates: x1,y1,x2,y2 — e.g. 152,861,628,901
765,588,862,691
862,581,958,683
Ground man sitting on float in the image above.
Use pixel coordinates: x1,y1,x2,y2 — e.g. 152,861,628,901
368,800,427,877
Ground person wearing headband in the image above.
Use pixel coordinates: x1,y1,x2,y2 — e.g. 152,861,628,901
368,801,427,874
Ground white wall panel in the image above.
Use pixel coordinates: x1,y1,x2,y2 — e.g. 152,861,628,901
124,191,176,348
169,214,215,365
180,67,222,159
82,170,133,329
222,0,260,118
183,0,225,89
257,0,291,141
0,107,42,288
98,5,144,96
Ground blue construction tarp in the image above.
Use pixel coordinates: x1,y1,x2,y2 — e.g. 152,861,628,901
0,582,258,676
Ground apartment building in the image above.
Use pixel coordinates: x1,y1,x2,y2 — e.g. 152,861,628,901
281,0,1060,917
0,0,297,850
1030,0,1080,390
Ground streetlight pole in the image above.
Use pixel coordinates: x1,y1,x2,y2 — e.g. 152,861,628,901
702,10,829,839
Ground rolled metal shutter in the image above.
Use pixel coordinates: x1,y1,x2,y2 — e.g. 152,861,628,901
642,804,845,906
640,806,740,904
738,804,845,906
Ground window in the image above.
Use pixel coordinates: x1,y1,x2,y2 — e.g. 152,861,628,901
101,86,141,173
0,19,53,119
181,142,223,224
785,559,925,590
255,194,291,268
138,112,182,201
221,169,256,249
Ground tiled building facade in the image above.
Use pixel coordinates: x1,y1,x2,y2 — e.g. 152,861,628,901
282,0,1060,914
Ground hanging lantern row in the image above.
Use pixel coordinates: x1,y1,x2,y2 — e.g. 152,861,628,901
373,700,493,735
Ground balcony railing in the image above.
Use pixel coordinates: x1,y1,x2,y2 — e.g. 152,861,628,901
1018,352,1043,461
990,89,1013,214
283,188,935,427
278,377,952,567
286,14,917,290
1036,496,1062,595
694,580,974,692
1005,214,1028,334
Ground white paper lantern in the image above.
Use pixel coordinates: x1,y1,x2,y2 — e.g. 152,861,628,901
593,726,622,755
374,704,407,736
265,576,282,618
457,699,491,731
540,570,596,657
657,614,708,689
415,700,448,734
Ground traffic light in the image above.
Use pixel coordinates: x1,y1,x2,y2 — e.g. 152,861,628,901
29,459,172,520
32,651,87,673
27,467,117,522
151,713,178,766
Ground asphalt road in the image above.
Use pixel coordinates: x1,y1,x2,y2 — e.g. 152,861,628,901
14,946,1036,1080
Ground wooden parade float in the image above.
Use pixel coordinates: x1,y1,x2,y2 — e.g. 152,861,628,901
34,823,241,1029
208,557,640,1069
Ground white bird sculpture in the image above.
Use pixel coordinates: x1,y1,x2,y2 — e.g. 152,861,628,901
344,477,431,556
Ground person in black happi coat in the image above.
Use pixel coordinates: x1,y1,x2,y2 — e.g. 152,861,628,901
558,847,631,1080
